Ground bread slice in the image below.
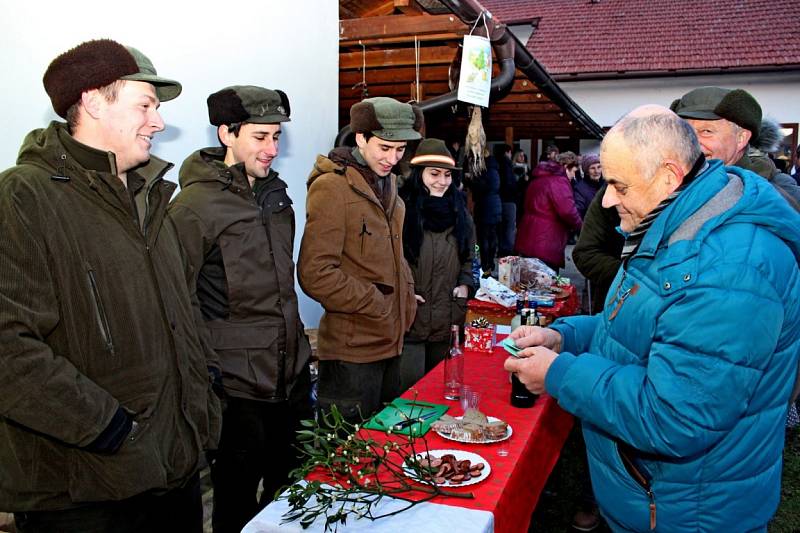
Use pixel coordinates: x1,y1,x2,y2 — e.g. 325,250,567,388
483,420,508,439
462,408,488,425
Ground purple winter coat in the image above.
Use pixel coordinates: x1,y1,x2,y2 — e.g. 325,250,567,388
573,176,603,219
514,161,583,268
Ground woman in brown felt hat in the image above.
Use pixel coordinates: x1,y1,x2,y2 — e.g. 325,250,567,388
398,138,477,389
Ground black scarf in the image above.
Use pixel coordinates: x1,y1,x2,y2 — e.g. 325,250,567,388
400,170,470,265
621,155,706,261
422,195,455,232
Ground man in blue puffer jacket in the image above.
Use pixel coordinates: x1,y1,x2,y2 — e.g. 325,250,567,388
505,105,800,532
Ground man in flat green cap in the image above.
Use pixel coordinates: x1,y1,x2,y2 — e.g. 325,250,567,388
0,39,220,532
168,85,312,533
671,86,800,207
299,97,423,423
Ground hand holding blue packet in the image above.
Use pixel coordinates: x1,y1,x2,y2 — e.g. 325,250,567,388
501,337,523,358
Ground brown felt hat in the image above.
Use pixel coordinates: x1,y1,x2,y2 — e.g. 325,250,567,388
43,39,181,118
410,138,459,170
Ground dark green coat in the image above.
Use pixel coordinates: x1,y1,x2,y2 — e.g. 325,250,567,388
406,222,476,342
572,183,624,314
0,122,221,511
168,148,310,402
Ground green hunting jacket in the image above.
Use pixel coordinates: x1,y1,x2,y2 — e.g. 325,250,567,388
0,122,221,511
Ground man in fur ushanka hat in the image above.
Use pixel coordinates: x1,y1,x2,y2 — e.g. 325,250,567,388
298,97,424,424
169,85,312,533
0,39,220,532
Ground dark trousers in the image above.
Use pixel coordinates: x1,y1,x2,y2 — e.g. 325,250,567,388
497,202,517,258
476,222,499,273
317,357,402,425
211,396,307,533
14,473,201,533
399,340,449,391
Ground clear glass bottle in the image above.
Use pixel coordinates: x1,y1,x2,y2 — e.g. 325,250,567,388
444,325,464,400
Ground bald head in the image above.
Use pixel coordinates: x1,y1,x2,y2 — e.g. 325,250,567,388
603,105,701,180
600,106,703,233
626,104,674,119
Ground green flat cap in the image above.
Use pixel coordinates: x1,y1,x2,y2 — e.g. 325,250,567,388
120,46,182,102
350,97,423,141
670,86,762,139
207,85,291,126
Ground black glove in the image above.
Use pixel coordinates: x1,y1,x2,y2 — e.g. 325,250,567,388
84,407,134,454
209,365,225,399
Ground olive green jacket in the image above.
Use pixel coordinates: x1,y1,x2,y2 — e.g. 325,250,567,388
0,122,221,511
169,148,311,402
406,223,476,342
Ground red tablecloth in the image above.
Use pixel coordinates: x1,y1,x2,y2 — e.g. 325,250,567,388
467,284,580,324
393,343,574,533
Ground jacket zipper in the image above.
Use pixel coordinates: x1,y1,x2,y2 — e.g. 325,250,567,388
359,216,373,255
141,175,163,238
87,269,115,356
619,446,657,530
256,183,289,401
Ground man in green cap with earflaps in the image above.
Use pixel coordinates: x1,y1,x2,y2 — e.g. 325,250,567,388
168,85,312,533
0,39,221,532
299,97,423,424
671,86,800,208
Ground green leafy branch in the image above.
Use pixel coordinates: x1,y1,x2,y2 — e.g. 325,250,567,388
280,404,474,531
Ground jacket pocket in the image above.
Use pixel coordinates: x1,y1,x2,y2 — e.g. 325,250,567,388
207,322,283,399
86,268,115,356
583,428,656,532
617,442,658,531
346,311,393,350
68,417,167,502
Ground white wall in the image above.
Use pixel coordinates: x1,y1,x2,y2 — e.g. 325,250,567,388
0,0,338,326
559,71,800,130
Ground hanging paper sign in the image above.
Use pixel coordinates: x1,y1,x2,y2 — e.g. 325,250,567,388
457,34,492,108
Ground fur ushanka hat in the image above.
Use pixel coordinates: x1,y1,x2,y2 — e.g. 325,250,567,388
43,39,181,118
350,97,423,141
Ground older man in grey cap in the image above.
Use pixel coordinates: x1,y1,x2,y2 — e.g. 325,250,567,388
169,85,312,533
671,86,800,207
0,39,220,532
299,97,423,424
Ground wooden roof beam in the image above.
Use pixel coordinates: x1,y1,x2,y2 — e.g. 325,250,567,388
340,65,451,85
394,0,423,15
340,45,457,69
362,1,397,17
340,14,465,42
340,32,460,47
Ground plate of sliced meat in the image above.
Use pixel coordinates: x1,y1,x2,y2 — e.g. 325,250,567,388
404,449,490,487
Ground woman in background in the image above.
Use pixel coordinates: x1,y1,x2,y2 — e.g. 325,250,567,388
514,156,582,271
573,153,604,219
398,138,476,389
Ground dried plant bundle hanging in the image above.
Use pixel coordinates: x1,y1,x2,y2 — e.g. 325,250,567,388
465,106,486,177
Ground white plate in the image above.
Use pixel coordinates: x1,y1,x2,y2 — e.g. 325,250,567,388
404,449,491,487
435,416,513,444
